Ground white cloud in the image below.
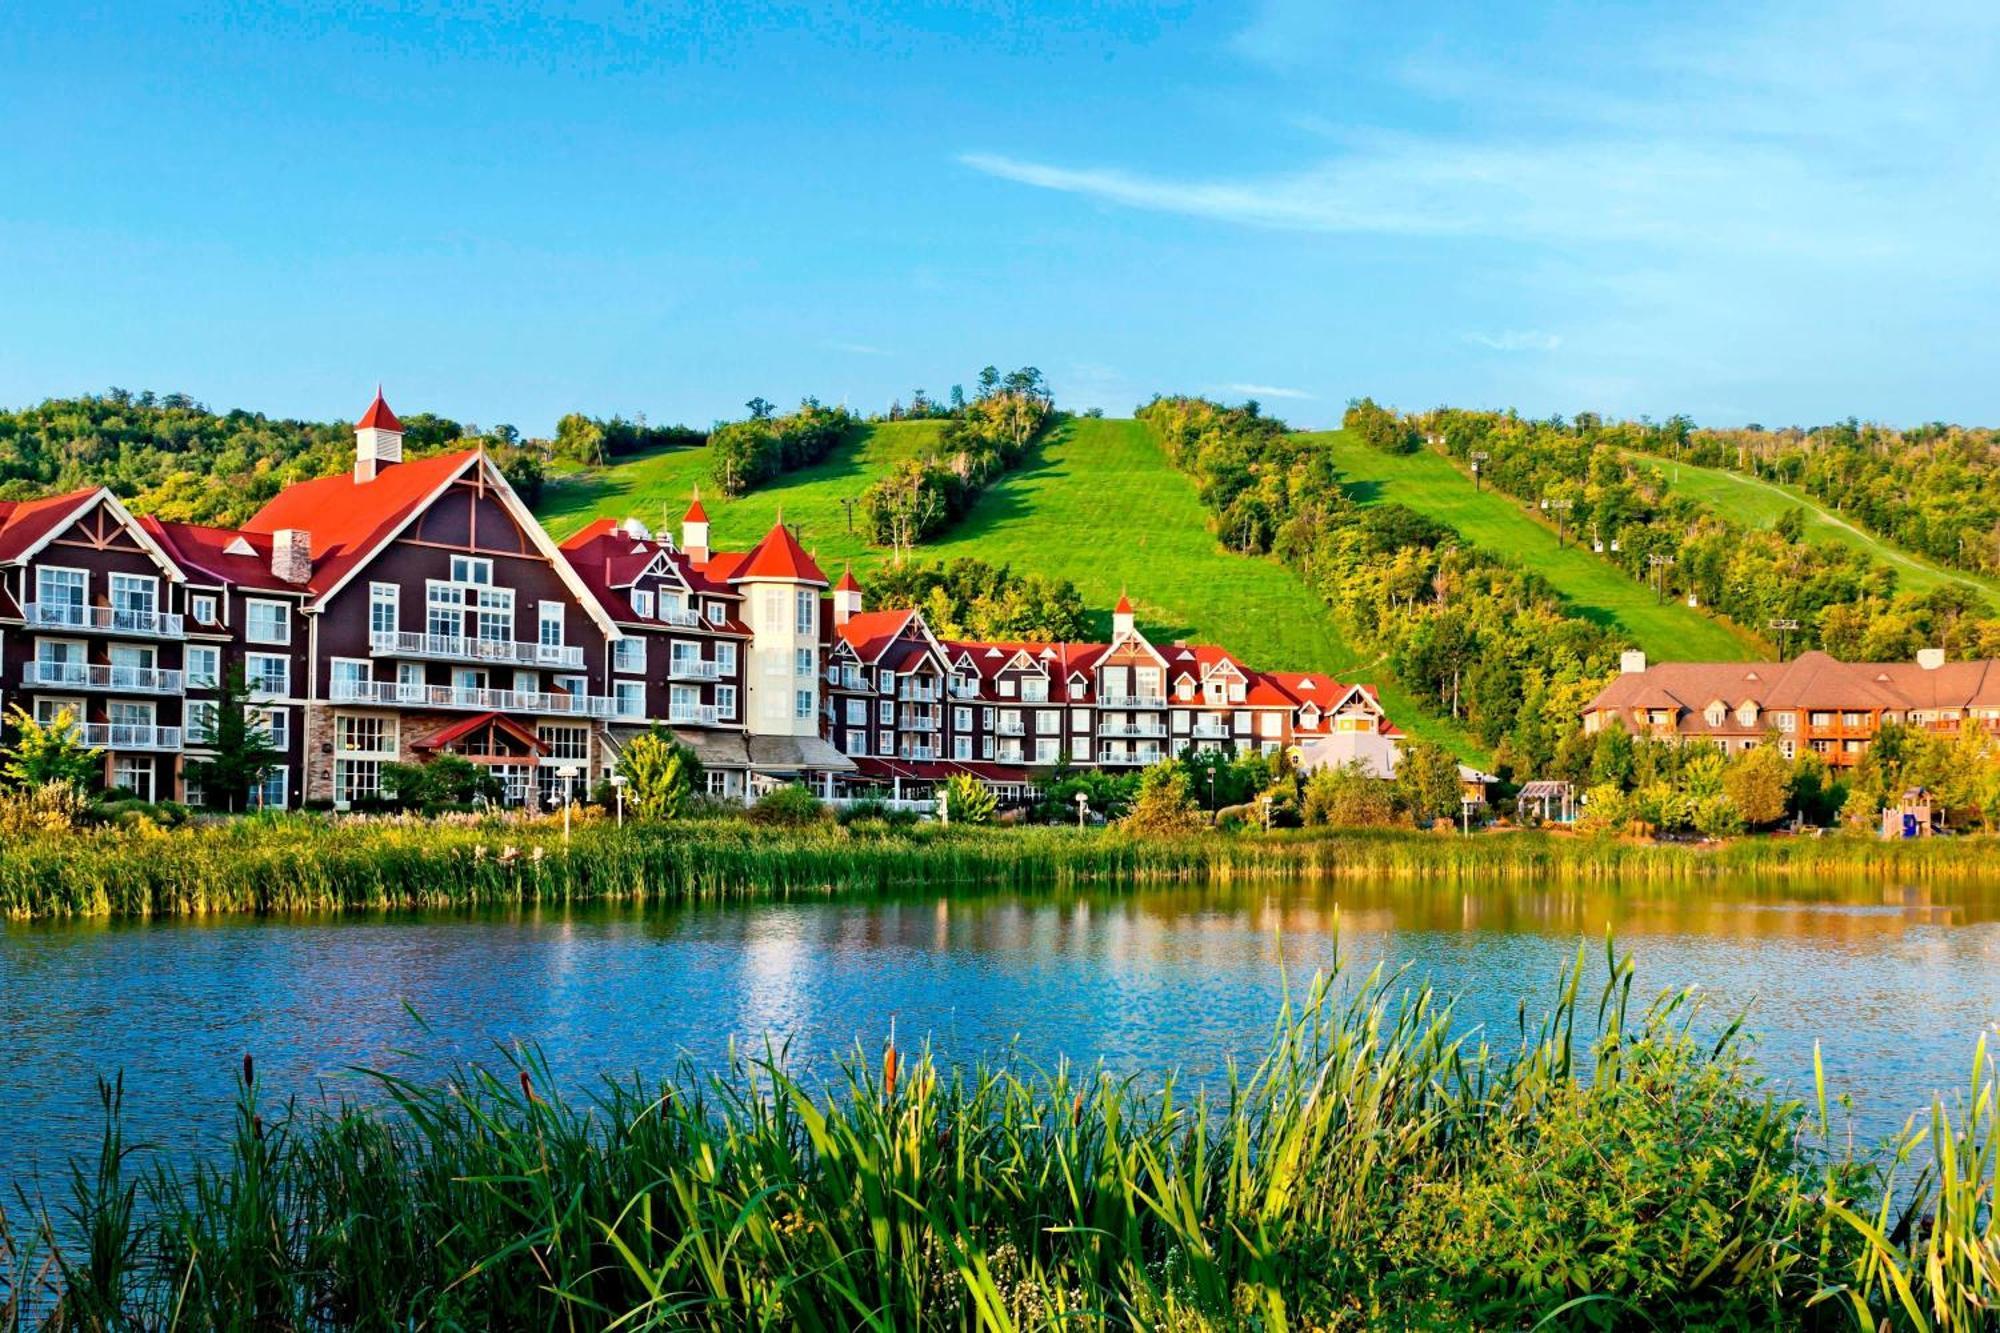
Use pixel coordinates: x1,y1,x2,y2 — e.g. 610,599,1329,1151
1466,331,1561,353
823,340,892,357
1219,382,1314,400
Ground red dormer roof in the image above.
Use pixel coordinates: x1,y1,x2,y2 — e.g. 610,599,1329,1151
0,488,100,563
835,565,861,593
356,388,404,433
683,492,709,523
729,520,827,586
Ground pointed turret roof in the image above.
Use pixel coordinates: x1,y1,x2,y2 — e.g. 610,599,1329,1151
683,486,708,524
1114,590,1133,614
729,520,828,585
356,387,404,433
835,565,861,593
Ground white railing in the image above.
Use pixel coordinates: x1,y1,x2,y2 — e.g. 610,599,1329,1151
25,603,184,638
330,679,638,719
76,723,183,751
22,662,185,694
668,704,720,726
996,720,1025,735
370,630,584,669
1099,694,1167,708
898,683,940,702
1190,722,1232,739
899,710,940,730
657,607,704,627
1097,747,1165,765
949,682,980,699
900,745,938,761
1100,721,1168,737
669,658,721,681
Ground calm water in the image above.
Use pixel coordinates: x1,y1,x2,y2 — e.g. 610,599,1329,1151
5,875,2000,1193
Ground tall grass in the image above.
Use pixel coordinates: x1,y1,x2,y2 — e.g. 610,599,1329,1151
8,815,2000,921
3,943,1996,1328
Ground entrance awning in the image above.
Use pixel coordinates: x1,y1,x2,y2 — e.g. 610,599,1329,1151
415,712,550,755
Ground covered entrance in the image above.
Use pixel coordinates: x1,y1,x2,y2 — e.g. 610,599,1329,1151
414,711,549,806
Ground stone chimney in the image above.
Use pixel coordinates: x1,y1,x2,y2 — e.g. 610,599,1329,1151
354,388,405,483
833,566,863,625
271,529,312,585
1620,649,1648,675
682,488,710,563
1917,647,1947,670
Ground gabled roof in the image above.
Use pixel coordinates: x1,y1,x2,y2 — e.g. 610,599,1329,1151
142,519,294,591
558,519,746,633
241,448,478,595
417,711,549,754
837,609,919,663
728,521,827,585
356,389,404,433
0,489,107,563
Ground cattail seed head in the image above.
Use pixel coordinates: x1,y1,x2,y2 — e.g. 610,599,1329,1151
252,1113,264,1141
883,1043,899,1100
520,1070,536,1104
242,1053,254,1087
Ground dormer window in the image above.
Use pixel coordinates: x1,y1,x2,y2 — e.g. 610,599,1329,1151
1736,701,1759,726
632,589,655,619
1704,702,1727,727
1177,678,1194,700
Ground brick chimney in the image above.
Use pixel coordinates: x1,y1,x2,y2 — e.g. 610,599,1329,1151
271,529,312,585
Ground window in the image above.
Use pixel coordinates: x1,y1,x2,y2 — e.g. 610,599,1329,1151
112,756,154,802
475,588,513,641
539,602,564,647
185,645,221,690
256,707,290,750
847,699,867,725
335,715,394,754
370,583,398,637
1036,711,1060,735
245,653,289,697
450,556,492,585
397,662,425,689
632,589,654,619
1022,677,1048,702
706,599,727,625
954,736,972,760
795,690,813,719
110,573,157,616
513,669,539,693
954,706,971,730
1773,711,1797,732
245,599,292,645
427,584,460,639
253,768,288,810
845,728,868,756
981,736,994,759
540,725,590,760
36,567,86,613
334,760,381,806
998,678,1016,698
1071,708,1090,731
614,637,647,673
1035,738,1060,764
555,673,588,699
186,700,218,744
716,685,737,720
182,770,206,809
1261,712,1282,738
879,699,894,725
795,588,815,635
880,671,896,696
614,681,645,716
716,642,738,675
190,594,218,625
330,659,371,693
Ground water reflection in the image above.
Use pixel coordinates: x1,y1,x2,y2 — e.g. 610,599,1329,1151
5,875,2000,1193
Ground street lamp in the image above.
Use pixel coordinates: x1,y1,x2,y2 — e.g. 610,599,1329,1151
609,773,628,828
1075,790,1089,829
557,764,581,844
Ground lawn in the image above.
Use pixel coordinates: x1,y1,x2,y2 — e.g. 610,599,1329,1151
537,417,1488,759
1298,432,1764,662
1631,451,2000,606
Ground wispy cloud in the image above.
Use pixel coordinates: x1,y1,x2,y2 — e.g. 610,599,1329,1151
823,340,892,357
1219,382,1314,400
1466,331,1561,353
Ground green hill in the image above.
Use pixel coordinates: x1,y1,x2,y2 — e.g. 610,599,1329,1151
1632,452,2000,606
1297,432,1764,662
537,417,1486,757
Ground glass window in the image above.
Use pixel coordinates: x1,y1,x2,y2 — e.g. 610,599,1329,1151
245,600,291,645
614,637,647,673
36,567,86,611
539,725,590,760
631,589,654,619
190,594,218,624
256,707,290,750
795,689,813,719
185,645,221,690
614,681,645,716
186,699,218,743
254,768,288,810
335,715,392,753
109,573,156,614
475,588,512,641
539,602,564,647
330,659,371,691
1022,677,1048,702
847,699,867,725
370,583,398,636
716,642,737,675
795,647,813,678
245,653,289,696
795,588,815,635
334,759,381,806
879,699,893,724
716,685,737,720
880,671,896,696
450,556,492,585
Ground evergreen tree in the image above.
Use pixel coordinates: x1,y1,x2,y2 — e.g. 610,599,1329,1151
186,667,282,811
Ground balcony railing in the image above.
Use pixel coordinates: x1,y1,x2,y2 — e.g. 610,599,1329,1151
949,681,980,699
25,603,185,638
668,704,720,726
900,745,938,761
22,662,184,694
669,658,722,681
898,683,941,702
1099,694,1167,709
1097,746,1166,765
369,630,585,670
330,679,638,719
76,723,182,751
1190,722,1232,739
656,607,704,628
1100,721,1168,737
996,720,1026,735
899,709,940,730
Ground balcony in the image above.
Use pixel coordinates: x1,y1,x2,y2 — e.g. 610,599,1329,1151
370,630,584,670
1097,746,1166,765
996,719,1026,736
1099,694,1167,709
669,657,722,681
900,745,938,761
330,679,638,719
899,709,940,730
668,704,721,726
77,723,182,752
898,682,941,702
656,607,704,628
24,602,185,638
1099,721,1168,738
948,681,980,699
22,662,184,694
1190,720,1232,739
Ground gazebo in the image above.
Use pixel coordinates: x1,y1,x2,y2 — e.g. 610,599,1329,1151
1517,779,1577,824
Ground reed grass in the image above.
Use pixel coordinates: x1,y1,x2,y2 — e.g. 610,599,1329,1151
3,943,1995,1328
7,814,2000,921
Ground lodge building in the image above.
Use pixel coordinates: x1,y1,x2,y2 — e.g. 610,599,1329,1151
0,392,1397,808
1581,649,2000,766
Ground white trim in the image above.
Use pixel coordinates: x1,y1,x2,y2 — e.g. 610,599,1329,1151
5,489,189,582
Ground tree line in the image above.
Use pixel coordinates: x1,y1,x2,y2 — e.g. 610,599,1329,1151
706,398,858,497
861,557,1091,642
864,366,1055,559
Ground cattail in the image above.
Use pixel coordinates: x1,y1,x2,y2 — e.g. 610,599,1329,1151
1072,1090,1084,1126
252,1113,264,1142
242,1052,254,1087
520,1070,536,1105
883,1041,899,1100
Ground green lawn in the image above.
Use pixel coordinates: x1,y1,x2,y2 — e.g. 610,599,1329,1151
537,417,1488,759
1631,452,2000,606
1297,432,1764,662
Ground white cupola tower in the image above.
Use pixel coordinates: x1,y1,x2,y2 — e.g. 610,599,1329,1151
833,566,863,625
1112,589,1135,639
354,387,405,482
681,489,710,563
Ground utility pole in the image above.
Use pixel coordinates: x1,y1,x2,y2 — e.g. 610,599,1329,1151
1648,553,1675,604
1542,496,1574,546
1768,618,1800,659
1469,450,1490,490
840,495,857,534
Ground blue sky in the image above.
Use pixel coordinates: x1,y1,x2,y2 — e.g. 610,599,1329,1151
2,0,1994,433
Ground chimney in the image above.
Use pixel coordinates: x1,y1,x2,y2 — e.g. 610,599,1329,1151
1620,649,1647,675
681,487,710,563
833,565,863,625
271,529,312,585
1917,647,1947,671
1112,590,1135,639
354,387,405,483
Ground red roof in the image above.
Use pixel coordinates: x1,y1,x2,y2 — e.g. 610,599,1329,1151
416,712,550,754
556,520,749,633
835,566,861,593
240,447,479,596
141,518,292,589
683,493,709,523
729,520,827,585
836,609,919,662
1114,591,1133,614
356,389,404,433
0,489,100,562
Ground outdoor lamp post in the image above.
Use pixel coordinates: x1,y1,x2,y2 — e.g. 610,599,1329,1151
557,764,581,844
1075,790,1088,829
609,773,627,828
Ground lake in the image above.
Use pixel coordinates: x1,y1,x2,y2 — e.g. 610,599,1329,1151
5,874,2000,1194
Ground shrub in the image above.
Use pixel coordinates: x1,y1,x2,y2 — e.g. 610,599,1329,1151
1123,761,1203,836
615,729,703,820
747,783,827,827
938,774,997,826
0,780,90,836
1302,762,1397,827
